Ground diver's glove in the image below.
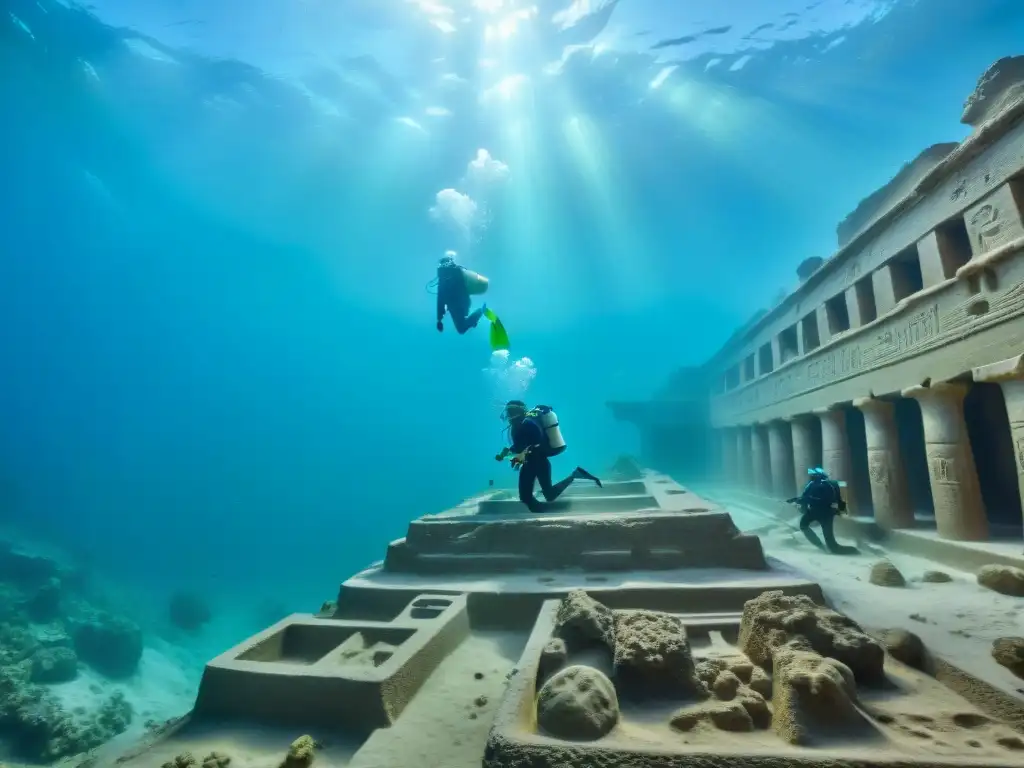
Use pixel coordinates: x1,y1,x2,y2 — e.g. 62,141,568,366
436,321,443,332
510,447,531,470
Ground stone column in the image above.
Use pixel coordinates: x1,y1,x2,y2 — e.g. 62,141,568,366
853,397,914,529
902,383,988,541
768,420,796,499
751,425,772,495
736,427,752,488
790,415,820,494
972,354,1024,516
814,407,860,514
719,428,737,484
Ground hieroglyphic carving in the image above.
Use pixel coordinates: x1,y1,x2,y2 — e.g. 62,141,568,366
808,345,863,384
867,449,890,487
970,203,1004,252
869,303,940,358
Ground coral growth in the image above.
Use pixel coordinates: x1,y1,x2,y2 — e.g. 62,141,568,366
281,735,319,768
0,539,141,761
612,610,707,698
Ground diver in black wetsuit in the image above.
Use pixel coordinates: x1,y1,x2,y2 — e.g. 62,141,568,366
787,467,859,555
436,254,485,335
498,400,602,514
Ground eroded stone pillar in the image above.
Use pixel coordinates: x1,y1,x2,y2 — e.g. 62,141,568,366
751,425,773,495
768,421,796,499
853,397,914,529
902,383,988,541
719,428,737,484
973,354,1024,516
814,407,860,514
736,427,752,488
790,415,820,494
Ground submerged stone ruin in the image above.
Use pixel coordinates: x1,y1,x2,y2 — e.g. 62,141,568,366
92,466,1024,768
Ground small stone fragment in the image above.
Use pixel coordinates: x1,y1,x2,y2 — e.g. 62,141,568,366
707,701,753,732
553,591,615,653
978,565,1024,597
712,671,741,701
869,561,906,587
538,637,567,680
877,628,925,670
992,637,1024,679
281,735,318,768
536,664,619,741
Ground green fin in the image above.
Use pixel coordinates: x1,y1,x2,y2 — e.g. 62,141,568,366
488,314,510,351
482,307,498,323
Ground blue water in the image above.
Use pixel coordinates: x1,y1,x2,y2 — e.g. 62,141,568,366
0,0,1022,656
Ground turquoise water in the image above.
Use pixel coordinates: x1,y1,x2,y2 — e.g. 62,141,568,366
0,0,1023,742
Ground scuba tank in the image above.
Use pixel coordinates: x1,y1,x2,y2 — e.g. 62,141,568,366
462,268,489,296
528,405,566,456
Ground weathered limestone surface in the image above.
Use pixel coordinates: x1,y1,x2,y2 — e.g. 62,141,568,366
836,142,959,248
815,408,860,514
767,421,796,500
962,55,1024,130
973,354,1024,514
751,425,772,496
853,397,913,530
789,415,820,494
902,383,988,541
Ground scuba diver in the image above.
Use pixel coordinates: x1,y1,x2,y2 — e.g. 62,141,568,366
786,467,859,555
496,400,602,514
430,253,510,350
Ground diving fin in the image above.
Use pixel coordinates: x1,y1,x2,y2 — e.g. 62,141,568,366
484,308,510,351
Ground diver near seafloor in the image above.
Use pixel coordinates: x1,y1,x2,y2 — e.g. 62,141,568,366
428,252,510,350
786,466,859,555
496,400,602,514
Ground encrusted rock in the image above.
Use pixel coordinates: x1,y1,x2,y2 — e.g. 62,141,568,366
612,610,707,698
30,646,78,684
163,753,197,768
712,670,741,700
992,637,1024,678
962,56,1024,128
670,688,769,733
280,736,317,768
536,664,619,740
772,646,868,745
869,560,906,587
977,564,1024,597
921,570,952,583
202,753,231,768
876,628,925,670
69,612,143,678
538,638,567,680
738,590,885,684
796,256,824,282
553,591,615,654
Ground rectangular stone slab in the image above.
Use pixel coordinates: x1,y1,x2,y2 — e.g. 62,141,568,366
476,494,659,515
403,509,762,561
336,567,825,628
193,594,469,732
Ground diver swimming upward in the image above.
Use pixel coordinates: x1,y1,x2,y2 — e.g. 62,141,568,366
428,252,510,351
496,400,602,514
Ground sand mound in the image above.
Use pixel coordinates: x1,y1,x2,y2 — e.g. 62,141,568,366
921,570,952,583
977,564,1024,596
869,560,906,587
553,590,615,654
612,610,708,698
738,590,885,684
991,637,1024,678
536,664,619,740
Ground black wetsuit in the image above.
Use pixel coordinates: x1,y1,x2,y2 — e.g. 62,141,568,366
791,478,857,555
437,263,483,334
510,418,576,514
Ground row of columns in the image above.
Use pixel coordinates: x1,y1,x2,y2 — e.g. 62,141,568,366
715,355,1024,542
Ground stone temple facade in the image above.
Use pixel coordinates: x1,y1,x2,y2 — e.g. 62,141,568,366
611,57,1024,546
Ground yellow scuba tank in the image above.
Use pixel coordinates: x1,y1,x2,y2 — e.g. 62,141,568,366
462,268,489,296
